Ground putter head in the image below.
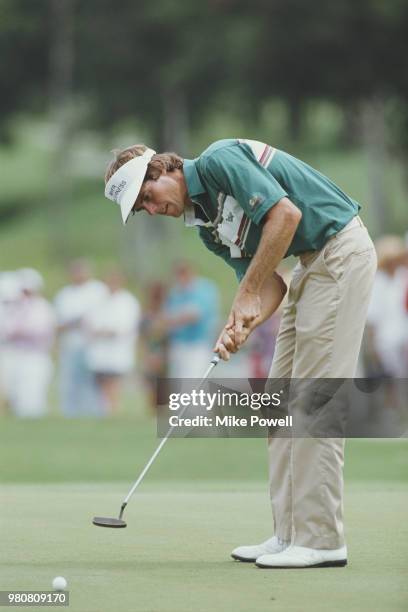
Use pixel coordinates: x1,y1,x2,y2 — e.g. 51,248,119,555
92,516,127,528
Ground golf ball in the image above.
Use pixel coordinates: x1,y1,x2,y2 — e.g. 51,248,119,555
52,576,67,591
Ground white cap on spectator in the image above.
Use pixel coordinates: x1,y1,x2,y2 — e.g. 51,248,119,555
18,268,44,292
0,272,21,301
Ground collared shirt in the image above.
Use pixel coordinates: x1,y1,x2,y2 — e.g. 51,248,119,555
183,139,360,281
54,280,108,349
3,295,55,352
84,289,141,373
165,278,219,344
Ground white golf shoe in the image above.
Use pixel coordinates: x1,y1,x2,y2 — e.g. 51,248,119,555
231,536,289,562
256,544,348,568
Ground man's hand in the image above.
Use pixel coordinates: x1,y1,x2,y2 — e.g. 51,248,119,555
214,327,236,361
214,272,288,360
214,290,261,359
227,289,262,346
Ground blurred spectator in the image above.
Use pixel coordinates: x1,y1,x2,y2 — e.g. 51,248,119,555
165,261,219,378
140,282,168,413
365,236,408,377
0,272,23,412
54,259,107,416
84,270,141,414
1,269,55,418
249,313,281,378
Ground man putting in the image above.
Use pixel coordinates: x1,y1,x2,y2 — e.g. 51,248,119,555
104,138,376,568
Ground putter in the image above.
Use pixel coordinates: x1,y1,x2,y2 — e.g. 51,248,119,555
93,353,220,528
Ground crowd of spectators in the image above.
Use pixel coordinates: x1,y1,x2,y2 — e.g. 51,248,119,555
363,236,408,378
1,235,407,418
0,259,219,417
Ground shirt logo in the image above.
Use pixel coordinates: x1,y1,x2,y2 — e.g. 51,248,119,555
249,195,263,209
225,212,234,222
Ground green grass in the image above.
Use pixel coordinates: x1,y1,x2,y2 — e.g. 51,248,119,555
0,416,407,611
1,481,407,612
0,416,407,484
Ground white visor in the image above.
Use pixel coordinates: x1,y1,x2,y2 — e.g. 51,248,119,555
104,148,156,224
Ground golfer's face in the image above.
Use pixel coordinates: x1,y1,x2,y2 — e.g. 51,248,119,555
134,173,184,218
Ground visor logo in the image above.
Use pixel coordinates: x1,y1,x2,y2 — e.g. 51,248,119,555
109,179,127,202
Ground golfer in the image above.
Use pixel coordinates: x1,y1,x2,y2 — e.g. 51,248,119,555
104,138,376,568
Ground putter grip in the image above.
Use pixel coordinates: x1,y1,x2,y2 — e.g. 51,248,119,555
211,354,220,365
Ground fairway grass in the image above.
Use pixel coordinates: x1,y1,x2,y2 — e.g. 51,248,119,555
1,480,407,612
1,417,407,484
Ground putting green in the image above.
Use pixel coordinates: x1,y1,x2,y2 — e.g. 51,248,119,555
1,417,407,611
1,479,407,612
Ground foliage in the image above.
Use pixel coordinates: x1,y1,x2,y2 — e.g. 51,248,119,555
0,0,407,145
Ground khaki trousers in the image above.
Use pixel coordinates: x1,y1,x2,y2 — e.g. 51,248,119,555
266,216,377,549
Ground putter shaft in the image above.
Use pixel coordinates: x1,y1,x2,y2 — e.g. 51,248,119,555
120,354,220,514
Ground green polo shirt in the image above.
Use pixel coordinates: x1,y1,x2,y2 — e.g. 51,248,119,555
183,139,360,282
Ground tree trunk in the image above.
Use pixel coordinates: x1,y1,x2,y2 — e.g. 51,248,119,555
48,0,75,261
341,101,360,147
360,96,390,236
161,84,189,153
287,96,303,143
120,85,190,281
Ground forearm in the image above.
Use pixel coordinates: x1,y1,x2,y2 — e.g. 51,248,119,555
215,268,287,361
215,198,300,359
57,318,81,333
239,198,301,295
164,309,200,329
256,273,287,325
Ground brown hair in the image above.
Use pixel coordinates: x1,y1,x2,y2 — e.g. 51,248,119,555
104,144,183,184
